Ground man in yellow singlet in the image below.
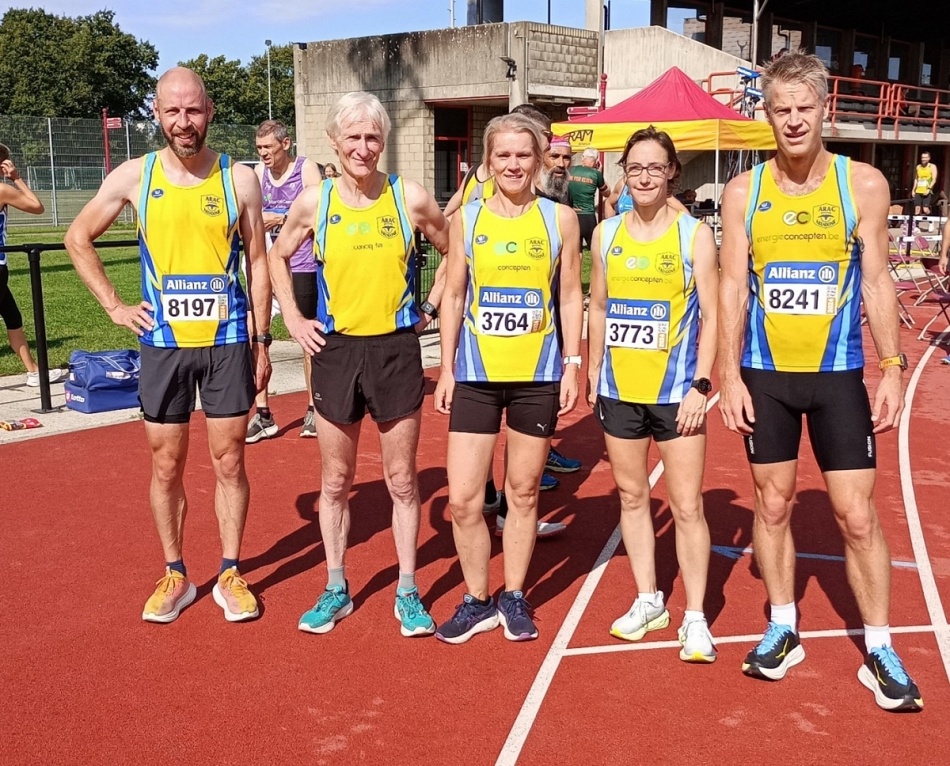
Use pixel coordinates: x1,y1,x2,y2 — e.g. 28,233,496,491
719,52,922,712
65,68,272,625
913,151,937,230
270,91,450,638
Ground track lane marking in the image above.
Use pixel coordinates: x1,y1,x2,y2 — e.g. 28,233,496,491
495,394,720,766
899,334,950,683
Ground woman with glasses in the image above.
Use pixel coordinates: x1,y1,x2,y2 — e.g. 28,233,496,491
434,113,583,644
587,126,719,662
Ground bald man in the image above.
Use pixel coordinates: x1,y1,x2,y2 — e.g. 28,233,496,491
65,67,272,625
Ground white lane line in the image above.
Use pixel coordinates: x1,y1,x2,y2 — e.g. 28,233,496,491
564,624,942,657
494,393,720,766
899,335,950,683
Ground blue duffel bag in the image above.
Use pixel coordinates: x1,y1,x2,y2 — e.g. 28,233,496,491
64,349,141,414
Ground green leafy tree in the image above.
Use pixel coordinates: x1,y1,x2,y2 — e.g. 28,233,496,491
0,8,157,118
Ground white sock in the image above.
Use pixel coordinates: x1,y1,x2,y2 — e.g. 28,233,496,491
864,624,892,653
638,591,663,607
770,602,797,632
683,609,705,624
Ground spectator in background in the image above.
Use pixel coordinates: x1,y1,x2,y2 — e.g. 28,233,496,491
569,148,609,249
914,151,938,232
0,144,66,387
323,162,338,178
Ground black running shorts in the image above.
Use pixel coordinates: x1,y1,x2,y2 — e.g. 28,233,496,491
740,367,875,471
913,193,933,210
139,343,255,424
595,395,681,441
291,271,317,320
310,330,423,424
448,382,560,437
0,265,24,331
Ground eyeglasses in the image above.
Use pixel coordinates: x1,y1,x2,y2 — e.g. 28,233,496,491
621,162,671,178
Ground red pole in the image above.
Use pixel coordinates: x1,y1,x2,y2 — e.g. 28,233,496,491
102,108,112,175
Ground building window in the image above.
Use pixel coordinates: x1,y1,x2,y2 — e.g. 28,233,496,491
815,28,840,74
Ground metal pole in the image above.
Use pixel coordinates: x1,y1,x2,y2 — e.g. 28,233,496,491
449,0,455,27
47,118,58,227
102,108,112,174
751,0,770,66
547,0,551,24
125,122,133,223
265,40,273,120
27,247,55,413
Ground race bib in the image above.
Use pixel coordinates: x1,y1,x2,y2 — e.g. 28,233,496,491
161,274,229,322
605,299,669,350
477,287,544,337
763,261,838,315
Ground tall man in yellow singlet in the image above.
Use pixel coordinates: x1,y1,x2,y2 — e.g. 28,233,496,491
270,92,450,637
65,68,272,625
913,151,937,228
719,52,922,712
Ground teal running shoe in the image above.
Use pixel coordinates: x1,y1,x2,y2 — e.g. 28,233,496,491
298,583,353,634
394,587,436,637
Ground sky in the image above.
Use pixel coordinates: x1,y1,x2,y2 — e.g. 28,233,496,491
6,1,652,71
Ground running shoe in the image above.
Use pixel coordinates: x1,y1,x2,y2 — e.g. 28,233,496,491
539,473,559,491
298,583,353,634
300,409,318,438
394,587,436,637
483,485,503,515
26,368,66,387
610,593,670,641
941,355,950,366
741,622,805,680
545,447,582,473
678,617,718,663
858,645,924,712
245,412,278,444
497,590,538,641
213,567,259,622
435,594,500,644
495,509,567,538
142,568,196,624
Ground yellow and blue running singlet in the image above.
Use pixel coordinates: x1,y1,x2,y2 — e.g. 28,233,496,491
460,166,496,206
313,175,418,336
915,164,934,195
743,155,862,372
136,152,246,348
455,197,562,383
597,212,702,404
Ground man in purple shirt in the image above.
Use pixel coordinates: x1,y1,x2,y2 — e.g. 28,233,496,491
246,120,324,441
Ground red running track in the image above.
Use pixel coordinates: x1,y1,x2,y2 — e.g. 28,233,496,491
3,314,950,765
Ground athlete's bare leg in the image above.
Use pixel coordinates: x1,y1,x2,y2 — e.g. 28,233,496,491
314,413,361,569
750,460,799,606
377,409,424,575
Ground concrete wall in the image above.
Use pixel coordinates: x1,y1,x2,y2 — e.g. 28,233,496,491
525,23,600,102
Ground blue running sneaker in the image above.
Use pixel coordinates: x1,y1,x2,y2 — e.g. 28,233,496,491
498,590,538,641
539,473,559,491
435,594,500,644
741,622,805,680
858,645,923,712
394,587,436,637
298,583,353,634
546,447,581,473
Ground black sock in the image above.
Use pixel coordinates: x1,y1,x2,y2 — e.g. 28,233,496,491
220,557,239,575
167,559,186,577
258,407,271,419
307,404,315,412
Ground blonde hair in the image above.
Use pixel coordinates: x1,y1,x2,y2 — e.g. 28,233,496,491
761,50,829,110
482,113,545,166
326,91,391,141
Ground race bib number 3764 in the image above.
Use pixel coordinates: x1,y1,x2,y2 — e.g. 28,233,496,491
477,287,544,337
763,261,838,315
161,274,229,321
605,298,669,350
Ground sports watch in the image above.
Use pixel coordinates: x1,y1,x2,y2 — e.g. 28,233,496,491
879,354,908,371
420,301,439,319
563,355,582,367
691,377,712,394
252,332,273,347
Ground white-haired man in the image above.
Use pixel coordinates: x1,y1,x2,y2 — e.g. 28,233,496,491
568,147,609,250
270,91,450,637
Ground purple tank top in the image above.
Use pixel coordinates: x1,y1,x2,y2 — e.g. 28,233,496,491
262,157,315,273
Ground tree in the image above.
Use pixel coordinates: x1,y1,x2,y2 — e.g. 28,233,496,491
0,8,158,118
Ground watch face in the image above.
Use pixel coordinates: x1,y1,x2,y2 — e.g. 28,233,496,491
694,378,712,394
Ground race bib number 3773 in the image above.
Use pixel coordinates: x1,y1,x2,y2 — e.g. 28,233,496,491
161,274,229,321
763,261,838,315
477,287,544,337
605,298,670,350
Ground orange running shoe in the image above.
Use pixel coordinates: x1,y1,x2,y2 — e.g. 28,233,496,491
213,567,259,622
142,568,196,623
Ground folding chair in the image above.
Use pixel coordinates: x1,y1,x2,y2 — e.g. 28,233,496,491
916,259,950,341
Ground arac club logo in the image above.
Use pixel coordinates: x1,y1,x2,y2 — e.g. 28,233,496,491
813,204,839,229
656,251,678,275
202,195,223,217
525,237,546,260
378,215,398,239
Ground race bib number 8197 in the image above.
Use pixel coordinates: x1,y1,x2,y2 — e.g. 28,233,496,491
161,274,229,321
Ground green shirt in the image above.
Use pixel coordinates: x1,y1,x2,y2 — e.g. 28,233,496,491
568,166,606,214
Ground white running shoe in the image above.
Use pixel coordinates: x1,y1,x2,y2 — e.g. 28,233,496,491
26,368,66,387
495,513,566,538
678,617,718,663
610,593,670,641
